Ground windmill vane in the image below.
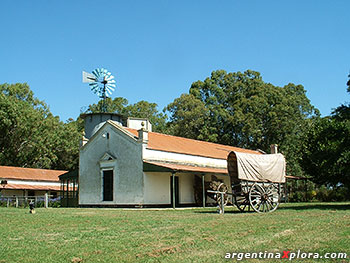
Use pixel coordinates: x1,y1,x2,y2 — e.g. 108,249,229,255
82,68,116,112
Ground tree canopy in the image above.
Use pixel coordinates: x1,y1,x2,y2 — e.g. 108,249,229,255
302,76,350,188
0,83,81,170
86,97,167,133
166,70,319,176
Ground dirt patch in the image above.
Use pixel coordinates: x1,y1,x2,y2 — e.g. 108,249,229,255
203,236,216,242
71,257,83,263
274,229,293,238
147,245,181,258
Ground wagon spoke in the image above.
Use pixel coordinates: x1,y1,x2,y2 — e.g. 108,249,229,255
235,194,252,212
249,194,261,197
266,194,279,212
266,199,274,210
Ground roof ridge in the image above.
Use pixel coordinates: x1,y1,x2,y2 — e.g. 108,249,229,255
125,127,258,153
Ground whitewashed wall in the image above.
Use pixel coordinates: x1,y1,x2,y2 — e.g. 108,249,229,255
178,173,195,204
4,179,60,187
79,123,144,205
143,172,199,205
143,172,170,204
143,149,227,169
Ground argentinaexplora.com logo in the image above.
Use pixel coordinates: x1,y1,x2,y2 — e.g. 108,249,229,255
225,250,348,261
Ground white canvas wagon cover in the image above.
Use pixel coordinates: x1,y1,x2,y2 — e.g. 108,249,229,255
227,151,286,183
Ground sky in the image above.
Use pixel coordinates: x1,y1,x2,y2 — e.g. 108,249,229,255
0,1,349,121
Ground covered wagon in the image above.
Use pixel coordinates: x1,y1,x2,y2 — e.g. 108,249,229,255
226,151,286,213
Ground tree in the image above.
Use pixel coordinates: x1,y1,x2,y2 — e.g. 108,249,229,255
302,117,350,189
166,94,216,141
87,97,128,114
302,76,350,189
86,97,167,133
0,83,80,170
125,100,167,133
166,70,319,176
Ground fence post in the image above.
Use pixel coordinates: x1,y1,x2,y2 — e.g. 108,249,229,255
7,197,9,208
220,193,224,214
44,192,48,208
202,174,205,208
15,196,18,208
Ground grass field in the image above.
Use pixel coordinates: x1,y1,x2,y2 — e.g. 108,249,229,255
0,202,349,263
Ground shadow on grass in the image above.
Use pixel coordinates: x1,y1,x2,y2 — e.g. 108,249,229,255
193,203,350,214
193,208,255,214
278,203,350,211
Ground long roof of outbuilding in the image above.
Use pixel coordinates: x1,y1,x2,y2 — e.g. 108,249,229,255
123,126,261,160
0,166,66,182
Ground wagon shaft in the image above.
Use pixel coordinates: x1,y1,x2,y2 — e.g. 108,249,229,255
208,181,229,206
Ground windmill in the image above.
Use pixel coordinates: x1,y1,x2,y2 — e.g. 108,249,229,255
82,68,116,112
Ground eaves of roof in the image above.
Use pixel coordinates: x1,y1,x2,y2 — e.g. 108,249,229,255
144,161,228,175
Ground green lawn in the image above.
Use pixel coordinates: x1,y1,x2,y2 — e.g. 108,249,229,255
0,203,349,263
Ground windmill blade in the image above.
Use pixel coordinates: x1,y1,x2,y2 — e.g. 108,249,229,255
105,75,115,81
89,83,99,88
106,86,115,93
107,83,116,88
92,70,99,78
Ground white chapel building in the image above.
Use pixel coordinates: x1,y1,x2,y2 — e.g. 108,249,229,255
79,113,261,207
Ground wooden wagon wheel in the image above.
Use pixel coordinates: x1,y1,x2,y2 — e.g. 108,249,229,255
248,183,280,213
215,182,229,206
234,194,251,212
233,181,251,212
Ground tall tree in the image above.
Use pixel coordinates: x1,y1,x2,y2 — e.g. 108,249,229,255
0,83,80,170
125,100,167,133
302,117,350,189
86,97,167,133
302,76,350,189
87,97,129,114
166,70,319,176
166,94,216,141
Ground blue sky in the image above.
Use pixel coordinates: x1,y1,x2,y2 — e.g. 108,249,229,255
1,1,349,121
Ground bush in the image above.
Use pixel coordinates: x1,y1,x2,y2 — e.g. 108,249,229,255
287,180,349,202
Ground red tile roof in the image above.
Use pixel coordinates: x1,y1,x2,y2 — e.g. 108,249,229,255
125,127,260,160
0,166,66,182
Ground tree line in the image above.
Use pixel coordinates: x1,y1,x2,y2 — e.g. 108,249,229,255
0,70,349,191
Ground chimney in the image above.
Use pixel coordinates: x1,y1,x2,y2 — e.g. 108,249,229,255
138,122,149,144
80,131,89,147
270,144,278,154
